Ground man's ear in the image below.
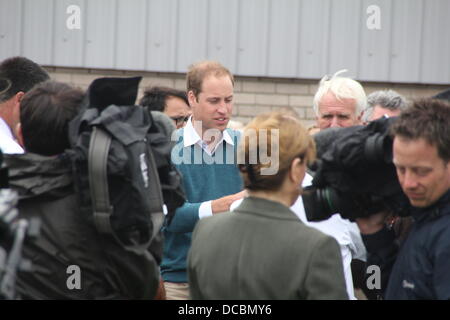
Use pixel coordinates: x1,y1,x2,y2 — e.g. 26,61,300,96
11,92,24,128
15,91,25,104
15,122,24,148
187,90,197,107
357,110,364,124
12,92,24,115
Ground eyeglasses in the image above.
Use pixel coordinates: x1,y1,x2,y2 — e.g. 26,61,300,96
170,116,190,126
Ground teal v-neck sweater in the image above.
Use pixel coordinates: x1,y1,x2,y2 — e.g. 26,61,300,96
161,128,243,283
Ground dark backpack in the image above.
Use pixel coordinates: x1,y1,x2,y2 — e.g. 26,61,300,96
67,77,185,253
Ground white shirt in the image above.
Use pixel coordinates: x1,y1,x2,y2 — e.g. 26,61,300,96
0,117,24,154
183,117,235,219
230,173,367,300
290,174,366,300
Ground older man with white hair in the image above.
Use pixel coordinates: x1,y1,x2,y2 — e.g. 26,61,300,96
313,70,366,129
299,70,368,298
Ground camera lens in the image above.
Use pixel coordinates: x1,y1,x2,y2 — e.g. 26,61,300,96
302,186,341,222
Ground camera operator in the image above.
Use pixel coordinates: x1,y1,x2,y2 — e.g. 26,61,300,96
356,98,450,300
3,80,161,299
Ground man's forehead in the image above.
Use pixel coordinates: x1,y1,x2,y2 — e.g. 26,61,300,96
201,74,232,88
393,136,442,163
320,110,352,116
372,105,400,119
394,136,435,148
199,78,233,98
319,92,356,113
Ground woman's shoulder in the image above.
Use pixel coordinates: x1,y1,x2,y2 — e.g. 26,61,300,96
194,211,235,232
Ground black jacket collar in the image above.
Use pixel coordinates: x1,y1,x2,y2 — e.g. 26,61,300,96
410,189,450,224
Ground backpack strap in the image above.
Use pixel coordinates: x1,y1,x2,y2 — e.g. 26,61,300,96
88,126,164,253
88,127,114,234
145,147,165,242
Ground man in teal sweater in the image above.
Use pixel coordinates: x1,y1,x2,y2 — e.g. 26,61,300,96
162,61,246,299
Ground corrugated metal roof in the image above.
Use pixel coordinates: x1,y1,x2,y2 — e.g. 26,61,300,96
0,0,448,84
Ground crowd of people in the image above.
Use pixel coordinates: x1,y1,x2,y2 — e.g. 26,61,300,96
0,56,449,300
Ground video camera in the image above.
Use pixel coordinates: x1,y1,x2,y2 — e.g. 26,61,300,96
0,150,39,299
302,116,410,222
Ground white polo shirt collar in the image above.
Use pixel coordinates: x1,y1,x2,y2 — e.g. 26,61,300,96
183,117,234,155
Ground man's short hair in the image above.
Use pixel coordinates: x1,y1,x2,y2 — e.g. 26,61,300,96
0,56,50,103
186,60,234,99
362,90,407,122
313,69,366,116
20,81,84,155
139,86,188,111
390,98,450,163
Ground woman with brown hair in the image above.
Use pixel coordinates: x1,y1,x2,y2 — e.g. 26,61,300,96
187,111,348,299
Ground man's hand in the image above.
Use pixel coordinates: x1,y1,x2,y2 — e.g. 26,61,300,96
355,211,390,235
211,190,247,214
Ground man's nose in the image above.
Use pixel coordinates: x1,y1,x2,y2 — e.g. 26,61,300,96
403,171,419,189
330,116,340,128
217,103,227,114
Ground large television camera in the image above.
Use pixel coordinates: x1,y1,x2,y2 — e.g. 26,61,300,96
0,150,39,299
302,116,411,222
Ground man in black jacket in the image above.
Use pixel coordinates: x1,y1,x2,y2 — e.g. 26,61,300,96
4,81,161,299
356,98,450,300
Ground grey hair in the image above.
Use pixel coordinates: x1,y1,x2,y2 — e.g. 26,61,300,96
313,69,367,116
362,90,407,122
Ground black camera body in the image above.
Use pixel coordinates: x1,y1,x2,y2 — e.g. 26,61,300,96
302,116,410,222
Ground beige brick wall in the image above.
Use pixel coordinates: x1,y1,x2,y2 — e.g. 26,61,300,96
44,66,448,130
